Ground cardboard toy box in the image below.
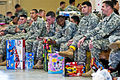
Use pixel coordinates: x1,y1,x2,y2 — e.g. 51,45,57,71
6,40,25,70
91,58,104,71
48,53,64,74
63,62,85,77
59,11,81,16
43,39,52,72
25,52,34,69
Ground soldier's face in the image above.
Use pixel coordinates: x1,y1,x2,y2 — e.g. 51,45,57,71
39,11,46,18
101,3,109,16
57,18,65,27
7,13,12,18
82,5,89,15
61,4,65,9
46,16,55,25
30,11,37,19
70,18,77,25
18,17,27,24
16,7,22,12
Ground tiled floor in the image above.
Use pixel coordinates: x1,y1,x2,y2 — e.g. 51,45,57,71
0,66,92,80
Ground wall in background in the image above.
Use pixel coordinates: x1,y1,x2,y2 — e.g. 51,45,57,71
20,0,87,16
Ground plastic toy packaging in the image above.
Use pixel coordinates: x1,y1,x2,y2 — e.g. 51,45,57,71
63,62,85,77
48,53,64,74
92,69,112,80
25,52,34,69
6,40,25,70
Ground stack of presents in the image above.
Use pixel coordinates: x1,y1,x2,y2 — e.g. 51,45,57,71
6,39,104,77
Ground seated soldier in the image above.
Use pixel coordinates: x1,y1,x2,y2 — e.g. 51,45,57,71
32,11,57,69
65,0,78,11
70,15,80,25
33,15,77,69
0,15,28,36
5,12,13,24
59,1,99,58
38,9,46,20
108,35,120,77
0,15,29,66
59,1,120,77
56,1,66,16
14,4,27,17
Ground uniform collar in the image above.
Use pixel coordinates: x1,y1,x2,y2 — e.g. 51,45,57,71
104,12,115,21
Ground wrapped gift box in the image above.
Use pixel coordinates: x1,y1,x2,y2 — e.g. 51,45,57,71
6,40,25,70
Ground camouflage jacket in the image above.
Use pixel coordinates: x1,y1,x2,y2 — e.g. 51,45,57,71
26,17,46,40
65,5,79,11
50,20,77,44
84,12,120,40
74,13,99,39
14,8,28,17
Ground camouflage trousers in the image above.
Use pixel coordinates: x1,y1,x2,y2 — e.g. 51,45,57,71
60,43,68,51
25,39,35,52
70,35,83,48
32,40,43,61
109,50,120,69
0,33,28,56
32,40,69,61
77,39,110,63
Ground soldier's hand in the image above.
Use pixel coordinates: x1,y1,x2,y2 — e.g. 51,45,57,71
67,39,73,46
0,32,4,36
77,37,86,48
22,30,25,33
15,27,20,32
36,37,44,41
89,40,93,50
46,22,50,33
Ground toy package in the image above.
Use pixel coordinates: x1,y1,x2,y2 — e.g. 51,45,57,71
91,58,104,71
43,39,52,72
59,11,81,17
63,62,85,77
6,40,25,70
25,52,34,69
48,53,64,74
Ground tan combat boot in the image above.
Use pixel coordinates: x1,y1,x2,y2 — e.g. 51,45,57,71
0,60,6,66
58,48,74,58
82,69,93,77
33,60,43,69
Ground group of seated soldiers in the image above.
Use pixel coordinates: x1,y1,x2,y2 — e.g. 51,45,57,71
0,0,120,77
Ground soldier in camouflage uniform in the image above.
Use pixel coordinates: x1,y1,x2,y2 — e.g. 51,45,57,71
56,1,66,16
59,1,120,76
23,9,46,53
108,35,120,76
65,0,79,11
0,15,29,66
32,11,56,61
4,12,13,24
14,4,27,17
32,11,59,69
59,1,99,59
78,1,120,76
33,15,77,69
0,14,5,23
